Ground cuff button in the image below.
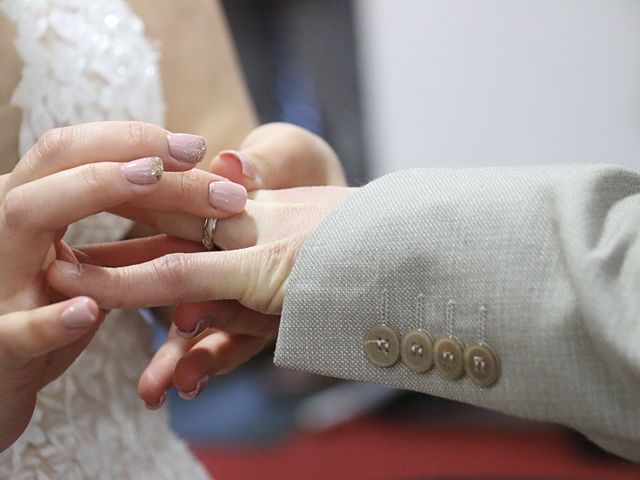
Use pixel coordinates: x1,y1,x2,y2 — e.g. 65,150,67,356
401,329,435,373
364,324,401,367
464,343,500,388
434,336,465,379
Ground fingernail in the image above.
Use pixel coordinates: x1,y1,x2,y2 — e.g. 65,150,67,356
122,157,164,185
144,390,168,410
179,375,209,400
60,297,98,328
55,260,82,278
209,181,247,213
168,133,207,163
219,150,258,179
176,317,211,339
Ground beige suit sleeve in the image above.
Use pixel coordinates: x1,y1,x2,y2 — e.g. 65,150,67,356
275,164,640,462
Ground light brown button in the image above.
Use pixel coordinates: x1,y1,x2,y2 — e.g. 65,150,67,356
464,343,500,387
364,324,401,367
401,329,435,373
434,336,465,379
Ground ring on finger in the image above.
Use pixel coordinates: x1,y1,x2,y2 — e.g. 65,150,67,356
202,218,219,251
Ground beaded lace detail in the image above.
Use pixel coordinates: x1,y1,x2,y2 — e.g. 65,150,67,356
3,0,165,155
0,1,210,478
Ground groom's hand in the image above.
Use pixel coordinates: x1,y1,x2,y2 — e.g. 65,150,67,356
153,124,347,401
210,122,347,190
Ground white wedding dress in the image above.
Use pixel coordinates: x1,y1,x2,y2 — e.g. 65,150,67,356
0,1,211,478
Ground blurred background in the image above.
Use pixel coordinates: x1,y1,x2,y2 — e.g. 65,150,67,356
165,1,640,478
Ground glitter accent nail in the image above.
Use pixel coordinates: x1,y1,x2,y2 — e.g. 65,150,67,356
167,133,207,163
122,157,164,185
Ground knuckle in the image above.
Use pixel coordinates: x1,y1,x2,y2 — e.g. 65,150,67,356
35,127,69,162
152,253,189,293
25,315,54,350
254,317,279,339
0,333,20,365
177,171,200,206
243,242,293,314
108,269,127,309
2,187,30,230
79,163,103,191
126,121,156,148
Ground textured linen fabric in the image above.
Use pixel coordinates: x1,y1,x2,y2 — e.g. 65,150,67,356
275,164,640,462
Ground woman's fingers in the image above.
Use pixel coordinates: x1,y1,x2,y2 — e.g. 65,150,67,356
210,122,346,190
1,158,165,272
0,297,100,370
3,157,164,234
173,301,279,339
115,169,247,218
8,122,207,189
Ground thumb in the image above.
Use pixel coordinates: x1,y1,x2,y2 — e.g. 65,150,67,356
210,123,345,190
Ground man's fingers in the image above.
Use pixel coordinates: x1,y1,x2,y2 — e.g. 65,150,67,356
210,122,346,190
173,332,268,395
111,205,203,242
0,297,100,370
138,325,197,409
48,249,260,310
9,122,207,188
140,301,278,407
110,206,202,242
174,301,279,339
75,235,204,268
112,199,272,248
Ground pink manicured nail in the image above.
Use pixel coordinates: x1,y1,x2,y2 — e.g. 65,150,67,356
209,181,247,213
179,376,209,400
167,133,207,163
55,260,82,278
122,157,164,185
144,391,168,410
60,297,98,328
177,317,211,339
219,150,258,179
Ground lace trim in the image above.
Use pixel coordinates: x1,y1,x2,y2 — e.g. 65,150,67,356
1,0,165,156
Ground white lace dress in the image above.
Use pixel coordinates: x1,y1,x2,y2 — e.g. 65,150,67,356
0,1,212,478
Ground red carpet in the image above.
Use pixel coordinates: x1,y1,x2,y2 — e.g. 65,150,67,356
192,418,640,479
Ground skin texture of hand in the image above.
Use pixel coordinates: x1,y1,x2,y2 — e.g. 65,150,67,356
0,121,247,451
49,187,355,402
48,123,350,406
146,123,348,404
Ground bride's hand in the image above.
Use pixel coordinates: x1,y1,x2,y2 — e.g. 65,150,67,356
48,123,349,405
0,121,246,450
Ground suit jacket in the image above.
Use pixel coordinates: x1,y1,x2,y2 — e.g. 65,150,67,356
275,164,640,462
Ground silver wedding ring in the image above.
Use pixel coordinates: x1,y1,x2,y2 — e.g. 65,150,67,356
202,218,218,251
